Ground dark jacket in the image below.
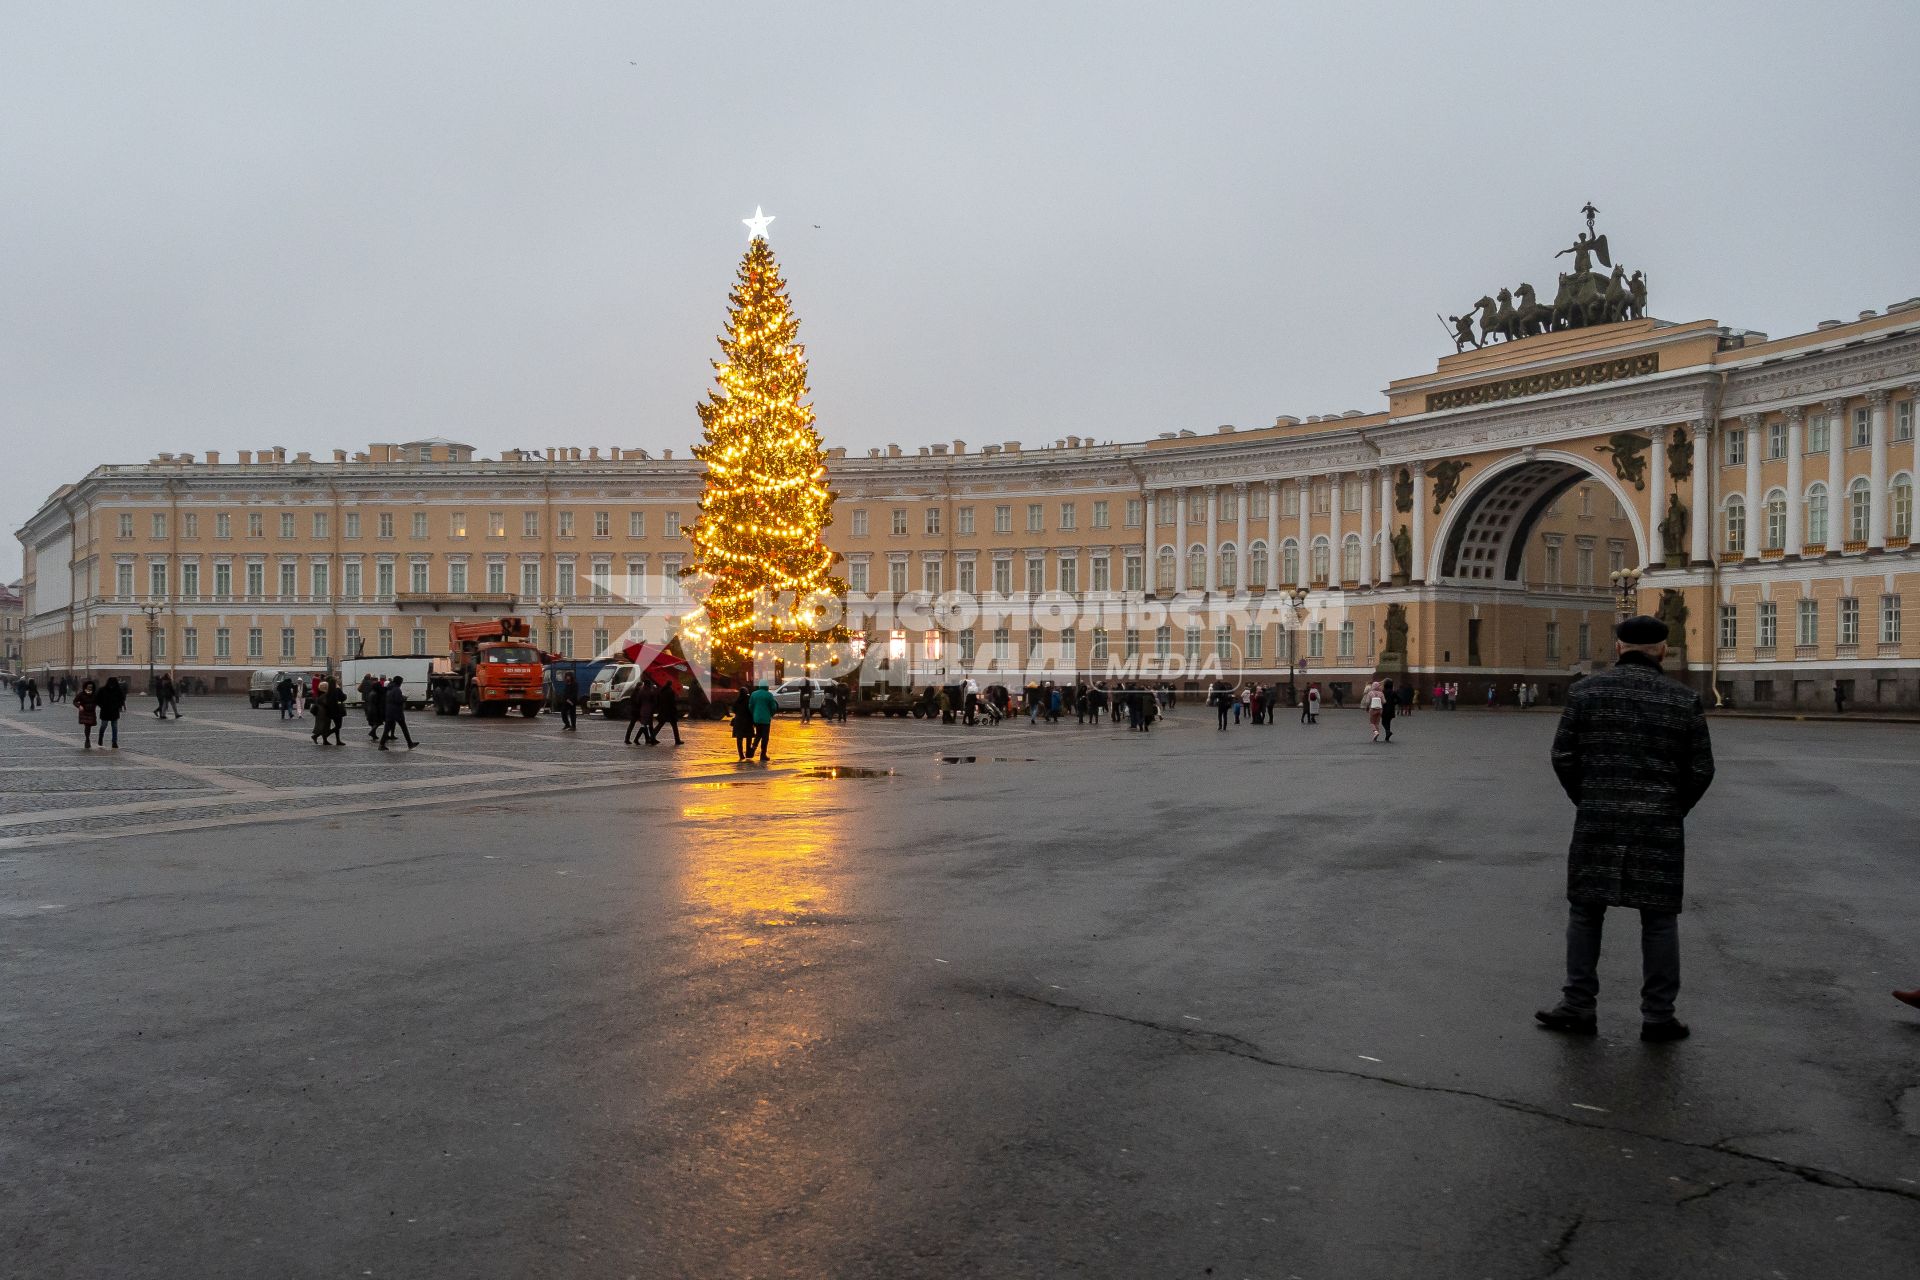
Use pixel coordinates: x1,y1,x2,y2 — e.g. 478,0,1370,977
653,681,679,721
362,677,385,723
326,686,347,720
1549,653,1715,913
384,683,408,719
97,681,126,720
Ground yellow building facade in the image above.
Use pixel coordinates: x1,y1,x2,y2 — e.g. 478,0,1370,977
15,302,1920,708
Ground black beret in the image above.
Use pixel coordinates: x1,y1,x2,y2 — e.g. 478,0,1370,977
1615,614,1669,645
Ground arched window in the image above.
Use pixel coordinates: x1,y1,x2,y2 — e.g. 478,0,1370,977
1310,535,1331,584
1187,544,1207,589
1724,495,1746,553
1281,538,1301,585
1763,489,1787,551
1341,533,1363,583
1805,483,1828,546
1892,473,1913,539
1218,542,1238,591
1848,477,1872,543
1248,541,1269,589
1154,546,1175,594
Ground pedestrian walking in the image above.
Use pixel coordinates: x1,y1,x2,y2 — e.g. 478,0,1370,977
378,677,417,750
311,679,332,743
1379,679,1396,742
1366,680,1385,742
14,679,26,711
748,679,778,761
361,674,385,739
557,672,578,731
28,676,41,709
1535,614,1714,1043
1305,683,1321,725
1215,682,1231,731
652,677,683,746
75,679,99,748
323,679,347,745
624,677,655,745
97,676,125,749
730,688,755,761
799,681,813,725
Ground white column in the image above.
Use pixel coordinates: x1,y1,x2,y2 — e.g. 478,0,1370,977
1359,467,1375,587
1296,478,1310,588
1174,488,1188,594
1689,424,1710,564
1647,428,1666,567
1825,399,1846,551
1379,469,1395,580
1868,390,1890,549
1327,471,1343,586
1142,488,1156,594
1743,414,1762,562
1265,480,1280,591
1234,483,1249,595
1204,485,1219,593
1410,463,1428,583
1784,410,1804,557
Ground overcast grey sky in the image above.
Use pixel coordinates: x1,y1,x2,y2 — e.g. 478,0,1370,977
6,1,1919,578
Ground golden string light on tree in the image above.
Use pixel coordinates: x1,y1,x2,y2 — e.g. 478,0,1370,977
682,209,846,667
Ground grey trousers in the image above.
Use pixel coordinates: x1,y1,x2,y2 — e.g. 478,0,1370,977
1561,901,1680,1022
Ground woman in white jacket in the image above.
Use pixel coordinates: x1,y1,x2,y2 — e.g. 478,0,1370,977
1364,680,1386,742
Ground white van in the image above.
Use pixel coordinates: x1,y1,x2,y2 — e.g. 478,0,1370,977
339,655,442,709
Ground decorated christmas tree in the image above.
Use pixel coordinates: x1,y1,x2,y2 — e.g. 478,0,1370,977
683,211,846,667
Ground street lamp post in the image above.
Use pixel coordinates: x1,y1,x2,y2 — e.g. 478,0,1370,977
1608,568,1641,622
140,595,166,695
537,595,563,654
1286,585,1309,703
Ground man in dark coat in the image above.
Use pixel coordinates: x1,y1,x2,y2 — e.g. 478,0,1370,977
378,677,416,749
361,674,384,739
624,677,654,745
557,672,578,731
1537,615,1715,1042
651,677,682,745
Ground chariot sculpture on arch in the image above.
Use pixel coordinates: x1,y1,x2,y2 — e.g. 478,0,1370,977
1445,204,1651,349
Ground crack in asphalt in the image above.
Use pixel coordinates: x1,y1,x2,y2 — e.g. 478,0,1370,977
998,989,1920,1206
1536,1212,1585,1278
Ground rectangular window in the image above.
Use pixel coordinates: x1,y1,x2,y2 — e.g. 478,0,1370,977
1882,594,1903,644
413,512,429,539
310,560,329,599
457,510,475,538
181,562,199,598
280,627,296,659
1797,598,1818,648
489,511,506,538
449,562,469,594
1852,407,1870,448
592,511,609,538
1338,621,1354,659
520,562,539,598
150,512,166,539
1090,628,1108,661
215,627,231,658
378,512,394,539
557,560,576,596
119,626,134,657
523,511,539,538
1091,556,1110,592
1059,503,1076,531
312,512,329,539
343,561,362,598
1091,500,1109,529
1308,623,1324,659
117,513,135,538
182,627,198,658
959,628,976,662
957,559,975,594
1839,597,1859,646
557,628,573,658
992,558,1012,594
214,562,232,599
1757,601,1778,649
956,506,975,536
1807,416,1829,454
664,512,680,538
411,626,427,655
1246,626,1263,660
558,511,575,538
1725,429,1746,466
245,562,264,597
1576,545,1595,586
149,561,167,597
1058,557,1077,594
994,627,1011,660
1125,498,1142,528
278,562,296,597
888,561,907,594
488,561,506,594
376,562,394,600
343,512,359,539
181,512,198,539
923,560,942,595
1025,557,1044,594
216,512,232,539
1767,422,1786,460
1218,490,1237,523
1896,400,1915,443
593,627,609,656
312,628,327,659
890,509,908,536
248,512,264,538
410,561,429,593
377,628,393,657
994,505,1012,534
279,513,295,539
848,561,868,593
1545,621,1561,663
628,511,645,538
1718,604,1737,650
247,627,264,659
925,507,941,536
1157,495,1177,525
344,627,360,657
1026,503,1044,533
1577,623,1591,662
1124,553,1143,592
851,510,868,536
1125,627,1140,658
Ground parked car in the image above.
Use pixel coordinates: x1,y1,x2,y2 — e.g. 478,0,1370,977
769,677,836,712
248,668,319,708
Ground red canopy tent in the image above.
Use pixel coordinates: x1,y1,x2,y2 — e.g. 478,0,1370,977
619,640,695,693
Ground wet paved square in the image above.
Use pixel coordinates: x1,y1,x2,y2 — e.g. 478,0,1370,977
1,698,1916,1277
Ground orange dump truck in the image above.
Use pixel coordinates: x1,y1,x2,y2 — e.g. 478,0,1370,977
432,617,546,717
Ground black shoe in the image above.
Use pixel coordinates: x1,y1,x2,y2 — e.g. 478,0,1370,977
1640,1019,1690,1043
378,744,389,750
1534,1008,1598,1035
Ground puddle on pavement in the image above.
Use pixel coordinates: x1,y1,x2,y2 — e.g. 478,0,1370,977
938,756,1038,765
797,765,897,780
687,781,750,789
